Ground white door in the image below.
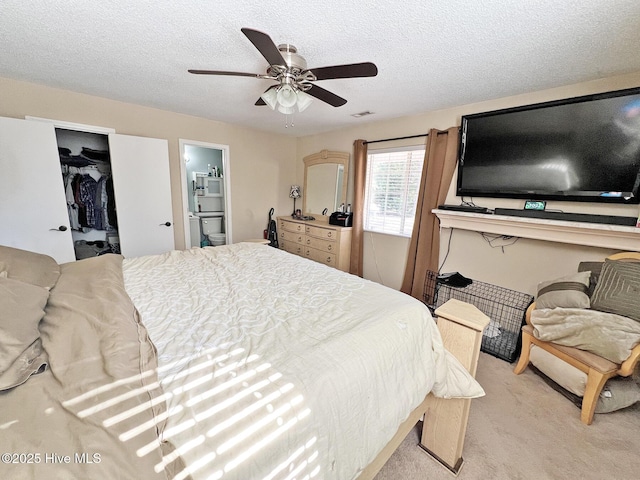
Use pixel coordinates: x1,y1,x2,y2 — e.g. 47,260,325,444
108,133,174,258
0,117,75,263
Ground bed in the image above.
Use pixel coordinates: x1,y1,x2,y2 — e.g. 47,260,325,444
0,242,484,480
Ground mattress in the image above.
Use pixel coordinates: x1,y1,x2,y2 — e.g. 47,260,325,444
122,243,483,480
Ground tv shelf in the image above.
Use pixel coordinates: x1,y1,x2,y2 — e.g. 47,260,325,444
433,209,640,251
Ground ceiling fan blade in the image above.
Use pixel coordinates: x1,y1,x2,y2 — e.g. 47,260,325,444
255,85,277,106
241,28,286,66
309,62,378,81
306,84,347,107
188,69,260,77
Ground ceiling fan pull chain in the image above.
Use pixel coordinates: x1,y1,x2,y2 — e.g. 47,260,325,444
285,113,294,128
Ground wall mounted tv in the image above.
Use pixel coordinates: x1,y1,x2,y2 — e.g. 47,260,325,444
457,87,640,204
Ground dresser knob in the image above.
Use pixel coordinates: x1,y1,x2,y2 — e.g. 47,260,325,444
327,244,332,251
327,232,333,238
326,257,332,263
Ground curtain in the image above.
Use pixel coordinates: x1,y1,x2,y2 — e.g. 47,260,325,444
350,139,367,276
400,126,459,299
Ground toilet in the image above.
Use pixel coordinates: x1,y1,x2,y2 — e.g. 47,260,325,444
199,213,225,246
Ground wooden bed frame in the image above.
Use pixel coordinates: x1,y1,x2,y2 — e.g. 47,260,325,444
358,299,489,478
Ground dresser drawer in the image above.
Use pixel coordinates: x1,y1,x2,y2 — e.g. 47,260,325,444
280,239,304,256
305,235,335,254
305,247,337,267
305,224,336,240
279,229,305,244
279,219,305,234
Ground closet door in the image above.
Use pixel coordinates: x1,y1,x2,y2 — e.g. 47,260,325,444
108,134,175,258
0,117,75,263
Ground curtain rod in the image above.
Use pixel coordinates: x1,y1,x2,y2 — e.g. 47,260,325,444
363,133,428,145
363,127,461,145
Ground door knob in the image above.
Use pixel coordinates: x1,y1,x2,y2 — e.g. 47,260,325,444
49,225,68,231
160,222,172,227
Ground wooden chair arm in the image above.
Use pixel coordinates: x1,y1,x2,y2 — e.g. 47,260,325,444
619,342,640,377
524,302,536,327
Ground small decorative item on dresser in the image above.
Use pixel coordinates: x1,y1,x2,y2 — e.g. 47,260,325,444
289,185,301,216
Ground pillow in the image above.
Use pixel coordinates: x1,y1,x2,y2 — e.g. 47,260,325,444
578,261,604,297
0,245,60,290
535,271,591,309
595,377,640,414
591,259,640,322
0,277,49,390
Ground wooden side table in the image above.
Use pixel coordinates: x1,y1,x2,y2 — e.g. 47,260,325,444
419,299,489,475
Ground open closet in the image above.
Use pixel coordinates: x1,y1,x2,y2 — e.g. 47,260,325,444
57,128,120,259
0,116,175,263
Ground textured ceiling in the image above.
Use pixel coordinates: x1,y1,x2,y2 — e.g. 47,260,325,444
1,0,640,137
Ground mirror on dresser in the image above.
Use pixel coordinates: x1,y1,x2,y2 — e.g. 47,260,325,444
303,150,349,217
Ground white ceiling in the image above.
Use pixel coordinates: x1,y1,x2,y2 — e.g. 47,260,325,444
2,1,640,137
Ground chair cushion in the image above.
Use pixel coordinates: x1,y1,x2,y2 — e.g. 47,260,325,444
529,345,640,413
522,325,619,374
530,344,587,396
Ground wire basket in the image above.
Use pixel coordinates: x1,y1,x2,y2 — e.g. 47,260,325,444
424,270,533,362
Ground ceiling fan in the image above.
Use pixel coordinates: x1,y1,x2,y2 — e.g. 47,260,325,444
189,28,378,114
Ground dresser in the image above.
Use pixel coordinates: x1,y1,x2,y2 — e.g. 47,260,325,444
277,216,352,272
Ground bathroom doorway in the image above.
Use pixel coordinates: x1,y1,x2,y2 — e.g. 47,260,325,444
179,139,232,248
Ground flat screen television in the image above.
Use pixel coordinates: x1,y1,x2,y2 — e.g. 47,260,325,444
457,87,640,204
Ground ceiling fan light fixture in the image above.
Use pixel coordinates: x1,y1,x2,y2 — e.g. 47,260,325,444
260,88,278,110
277,104,296,115
296,90,313,112
276,84,297,108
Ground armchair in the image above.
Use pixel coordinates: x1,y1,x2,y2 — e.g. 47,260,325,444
513,252,640,425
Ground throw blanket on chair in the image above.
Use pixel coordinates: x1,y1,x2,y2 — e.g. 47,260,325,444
531,307,640,364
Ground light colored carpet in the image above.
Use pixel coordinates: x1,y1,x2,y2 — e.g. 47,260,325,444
374,352,640,480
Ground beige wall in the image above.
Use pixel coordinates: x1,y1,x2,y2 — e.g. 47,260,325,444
296,71,640,294
0,76,298,249
3,72,638,294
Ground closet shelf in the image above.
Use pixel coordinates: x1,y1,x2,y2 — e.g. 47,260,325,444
433,209,640,251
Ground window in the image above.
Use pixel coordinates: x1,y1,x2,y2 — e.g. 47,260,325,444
363,146,425,237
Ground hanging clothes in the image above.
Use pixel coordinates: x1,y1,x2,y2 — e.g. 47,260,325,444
78,174,98,228
61,165,117,232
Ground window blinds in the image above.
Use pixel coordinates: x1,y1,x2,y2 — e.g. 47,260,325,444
363,148,425,237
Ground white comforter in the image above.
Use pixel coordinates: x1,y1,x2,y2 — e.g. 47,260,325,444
122,243,483,480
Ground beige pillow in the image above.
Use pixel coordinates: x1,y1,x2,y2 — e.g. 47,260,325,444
536,271,591,309
0,277,49,390
0,245,60,290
